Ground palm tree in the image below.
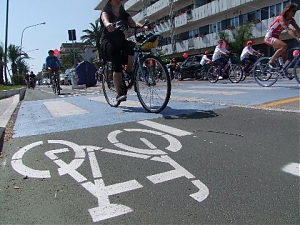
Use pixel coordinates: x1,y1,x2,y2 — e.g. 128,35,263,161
0,44,4,85
219,22,254,56
81,22,103,61
7,44,21,76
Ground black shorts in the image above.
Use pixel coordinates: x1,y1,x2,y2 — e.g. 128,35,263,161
101,39,135,72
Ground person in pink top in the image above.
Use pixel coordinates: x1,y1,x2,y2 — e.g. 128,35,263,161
264,3,300,69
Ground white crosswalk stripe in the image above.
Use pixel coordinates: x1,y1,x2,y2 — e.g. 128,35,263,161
44,100,89,117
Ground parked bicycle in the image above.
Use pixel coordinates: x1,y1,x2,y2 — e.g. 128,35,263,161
252,44,300,87
101,21,171,113
207,53,243,83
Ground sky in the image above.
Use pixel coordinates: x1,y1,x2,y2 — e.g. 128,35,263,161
1,0,102,75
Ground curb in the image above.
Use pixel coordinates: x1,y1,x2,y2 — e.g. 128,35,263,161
0,87,26,101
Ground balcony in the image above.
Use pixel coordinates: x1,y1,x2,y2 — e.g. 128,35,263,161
124,0,143,12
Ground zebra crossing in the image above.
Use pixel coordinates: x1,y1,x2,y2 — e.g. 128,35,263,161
14,80,299,138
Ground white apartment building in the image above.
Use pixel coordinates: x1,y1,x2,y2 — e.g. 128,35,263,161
95,0,300,58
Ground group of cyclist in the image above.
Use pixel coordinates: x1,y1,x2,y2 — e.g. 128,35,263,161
44,2,299,96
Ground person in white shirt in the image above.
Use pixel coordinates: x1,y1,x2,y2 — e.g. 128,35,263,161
240,40,261,74
199,51,211,80
212,40,230,79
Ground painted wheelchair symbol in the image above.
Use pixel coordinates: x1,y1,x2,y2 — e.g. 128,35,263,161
11,128,209,222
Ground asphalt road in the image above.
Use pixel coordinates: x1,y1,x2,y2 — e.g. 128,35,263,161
0,79,299,224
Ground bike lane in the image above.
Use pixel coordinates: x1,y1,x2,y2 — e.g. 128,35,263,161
1,106,299,224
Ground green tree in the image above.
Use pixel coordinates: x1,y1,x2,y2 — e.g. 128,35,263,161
7,44,21,76
81,22,102,61
219,22,254,56
0,44,4,85
60,50,83,69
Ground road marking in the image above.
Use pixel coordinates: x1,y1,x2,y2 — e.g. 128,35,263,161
138,120,192,136
282,163,300,177
43,100,88,117
258,97,300,109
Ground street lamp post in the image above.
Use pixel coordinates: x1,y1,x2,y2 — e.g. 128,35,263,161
20,22,46,51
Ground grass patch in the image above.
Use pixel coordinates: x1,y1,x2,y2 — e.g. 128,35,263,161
0,85,24,91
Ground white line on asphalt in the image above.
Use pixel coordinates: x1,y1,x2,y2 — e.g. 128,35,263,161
44,100,88,117
282,163,300,177
137,120,192,137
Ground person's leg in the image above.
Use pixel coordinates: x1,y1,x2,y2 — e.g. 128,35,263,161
124,40,135,73
264,37,288,67
106,42,126,99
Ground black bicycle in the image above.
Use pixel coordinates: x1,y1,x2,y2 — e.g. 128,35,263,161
51,71,61,95
101,21,171,113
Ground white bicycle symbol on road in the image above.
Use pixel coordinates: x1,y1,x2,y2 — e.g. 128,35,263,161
11,123,209,222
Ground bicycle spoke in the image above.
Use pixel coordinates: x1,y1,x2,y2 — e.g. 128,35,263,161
135,55,171,113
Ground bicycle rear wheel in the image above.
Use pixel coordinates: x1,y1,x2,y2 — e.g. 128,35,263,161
207,66,219,83
253,57,279,87
294,57,300,84
228,64,243,83
134,55,171,113
101,63,120,107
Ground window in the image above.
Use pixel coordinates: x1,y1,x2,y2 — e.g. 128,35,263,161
275,3,282,16
261,7,269,20
270,5,276,17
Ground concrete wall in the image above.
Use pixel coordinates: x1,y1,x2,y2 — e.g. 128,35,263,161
0,88,26,101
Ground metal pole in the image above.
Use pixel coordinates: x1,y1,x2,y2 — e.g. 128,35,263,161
4,0,9,84
20,22,46,51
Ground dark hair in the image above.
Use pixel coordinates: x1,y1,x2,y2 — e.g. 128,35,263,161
48,50,54,54
103,1,127,15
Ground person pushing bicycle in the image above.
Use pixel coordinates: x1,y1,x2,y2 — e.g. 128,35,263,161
45,49,63,89
100,0,150,102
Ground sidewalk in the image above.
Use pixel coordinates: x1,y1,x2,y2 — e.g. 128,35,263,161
0,94,20,144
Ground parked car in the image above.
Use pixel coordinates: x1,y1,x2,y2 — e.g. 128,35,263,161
178,55,203,80
41,78,50,85
60,73,71,85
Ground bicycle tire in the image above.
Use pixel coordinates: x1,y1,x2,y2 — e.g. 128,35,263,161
228,64,243,83
52,77,57,95
134,55,171,113
101,63,120,107
293,56,300,84
57,81,61,95
253,57,279,87
194,69,203,80
207,66,219,83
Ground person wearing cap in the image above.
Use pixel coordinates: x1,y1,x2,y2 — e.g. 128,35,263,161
240,40,261,75
199,51,211,80
212,40,230,80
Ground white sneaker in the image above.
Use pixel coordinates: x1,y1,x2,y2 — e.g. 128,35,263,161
116,95,127,102
218,76,223,80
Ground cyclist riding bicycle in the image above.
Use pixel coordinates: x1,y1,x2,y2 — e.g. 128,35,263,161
199,51,211,80
264,3,300,69
240,40,261,74
212,40,230,80
100,0,149,102
45,49,63,89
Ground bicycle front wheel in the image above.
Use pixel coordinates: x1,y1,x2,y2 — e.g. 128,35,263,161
134,55,171,113
101,65,120,107
228,64,243,83
294,57,300,84
253,57,279,87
